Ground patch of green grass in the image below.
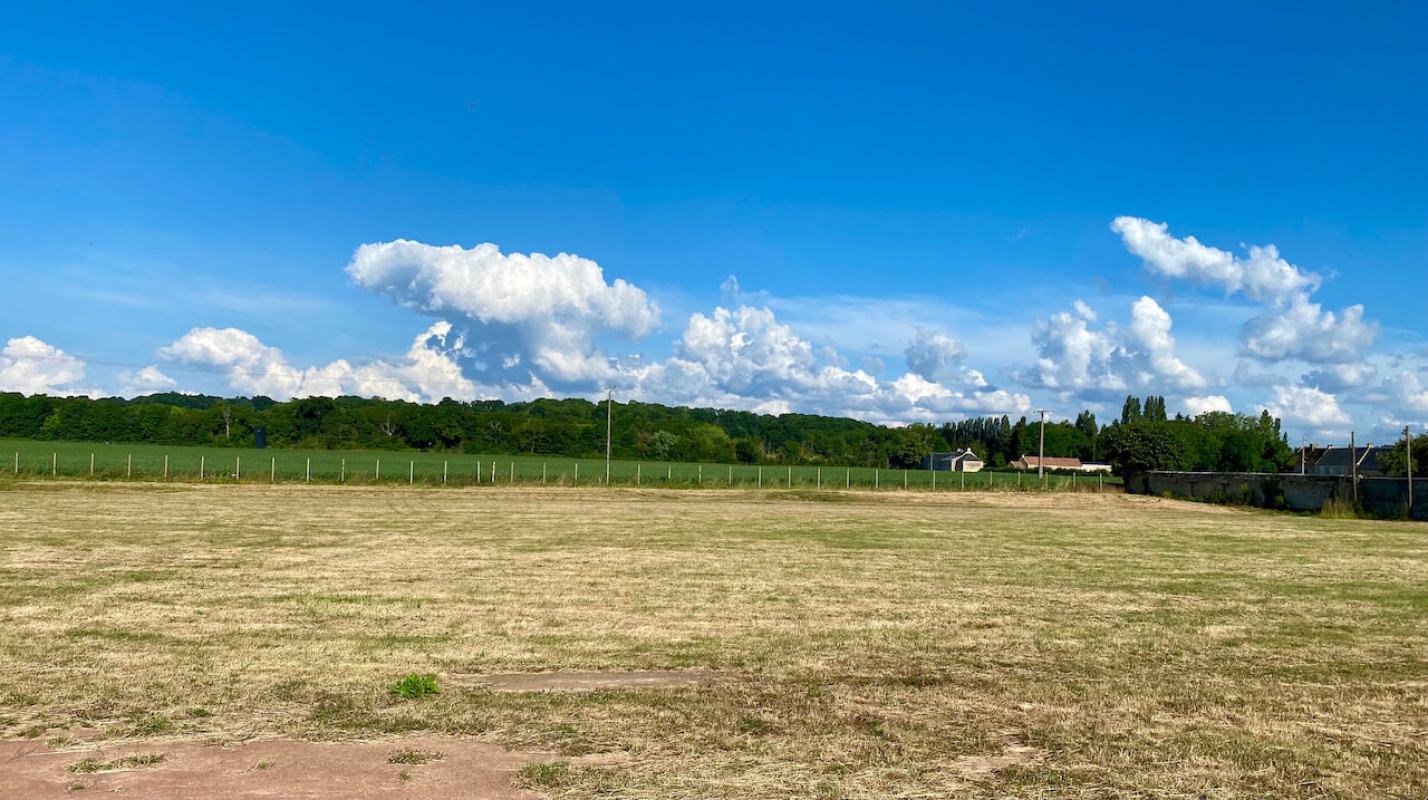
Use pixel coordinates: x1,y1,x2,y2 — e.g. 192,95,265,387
516,760,571,789
68,753,166,773
389,673,440,700
128,714,172,735
386,748,443,765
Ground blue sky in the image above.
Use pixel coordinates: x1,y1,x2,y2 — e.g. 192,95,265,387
2,2,1425,443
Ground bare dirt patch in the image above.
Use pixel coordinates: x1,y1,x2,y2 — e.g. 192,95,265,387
953,737,1045,779
0,737,547,799
452,670,721,693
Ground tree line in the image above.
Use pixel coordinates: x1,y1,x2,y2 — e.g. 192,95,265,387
0,391,1294,476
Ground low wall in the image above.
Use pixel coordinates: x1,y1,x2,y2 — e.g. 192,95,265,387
1130,472,1428,520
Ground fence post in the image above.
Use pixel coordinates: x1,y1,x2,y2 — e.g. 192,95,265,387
511,462,514,483
306,458,311,483
127,454,131,478
164,455,168,480
236,456,241,481
13,452,17,474
758,466,762,487
341,459,345,483
729,465,733,486
409,461,414,484
788,466,791,487
932,469,935,491
875,469,879,489
637,464,641,484
698,465,702,484
817,467,821,490
200,455,205,480
53,452,57,476
271,457,276,482
90,453,94,476
543,463,547,484
444,461,448,484
846,469,850,489
575,463,578,486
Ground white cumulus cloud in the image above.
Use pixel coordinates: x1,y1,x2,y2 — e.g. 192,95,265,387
1112,217,1320,302
159,322,482,403
346,240,659,384
620,305,1028,423
1241,295,1376,364
0,336,91,396
119,365,179,396
1262,385,1352,433
1182,395,1234,416
1019,296,1206,395
904,328,984,387
1113,217,1378,367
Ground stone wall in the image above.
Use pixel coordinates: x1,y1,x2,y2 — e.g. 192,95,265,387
1131,472,1428,520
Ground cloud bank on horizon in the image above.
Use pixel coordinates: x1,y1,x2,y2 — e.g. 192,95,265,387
3,218,1425,442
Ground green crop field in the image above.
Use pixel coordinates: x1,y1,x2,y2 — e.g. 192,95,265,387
0,438,1118,491
0,482,1422,798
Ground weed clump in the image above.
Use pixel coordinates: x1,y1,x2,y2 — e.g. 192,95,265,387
389,673,440,700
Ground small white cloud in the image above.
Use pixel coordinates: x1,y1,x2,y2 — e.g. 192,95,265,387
1233,359,1284,387
0,336,90,396
821,345,849,369
904,328,970,383
1072,299,1097,321
120,365,178,396
1182,395,1233,416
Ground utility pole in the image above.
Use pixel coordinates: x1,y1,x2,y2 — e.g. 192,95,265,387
1037,409,1049,480
604,385,614,484
1350,431,1358,506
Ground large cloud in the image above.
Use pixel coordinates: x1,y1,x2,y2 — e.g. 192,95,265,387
1112,217,1377,367
620,304,1029,423
1019,296,1206,395
346,240,659,384
1262,385,1351,434
0,336,91,396
1112,217,1320,302
159,322,484,403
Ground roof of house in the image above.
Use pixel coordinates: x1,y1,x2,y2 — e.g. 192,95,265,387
1018,455,1083,469
1313,446,1387,471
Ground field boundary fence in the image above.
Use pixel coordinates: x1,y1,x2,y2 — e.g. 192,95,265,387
1,440,1121,495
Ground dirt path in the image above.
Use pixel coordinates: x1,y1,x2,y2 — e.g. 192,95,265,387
0,737,549,799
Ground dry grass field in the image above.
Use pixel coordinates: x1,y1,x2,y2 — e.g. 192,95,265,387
0,481,1424,798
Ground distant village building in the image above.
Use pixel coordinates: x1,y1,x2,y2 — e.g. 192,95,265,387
1308,445,1388,477
1008,454,1112,473
921,449,984,472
